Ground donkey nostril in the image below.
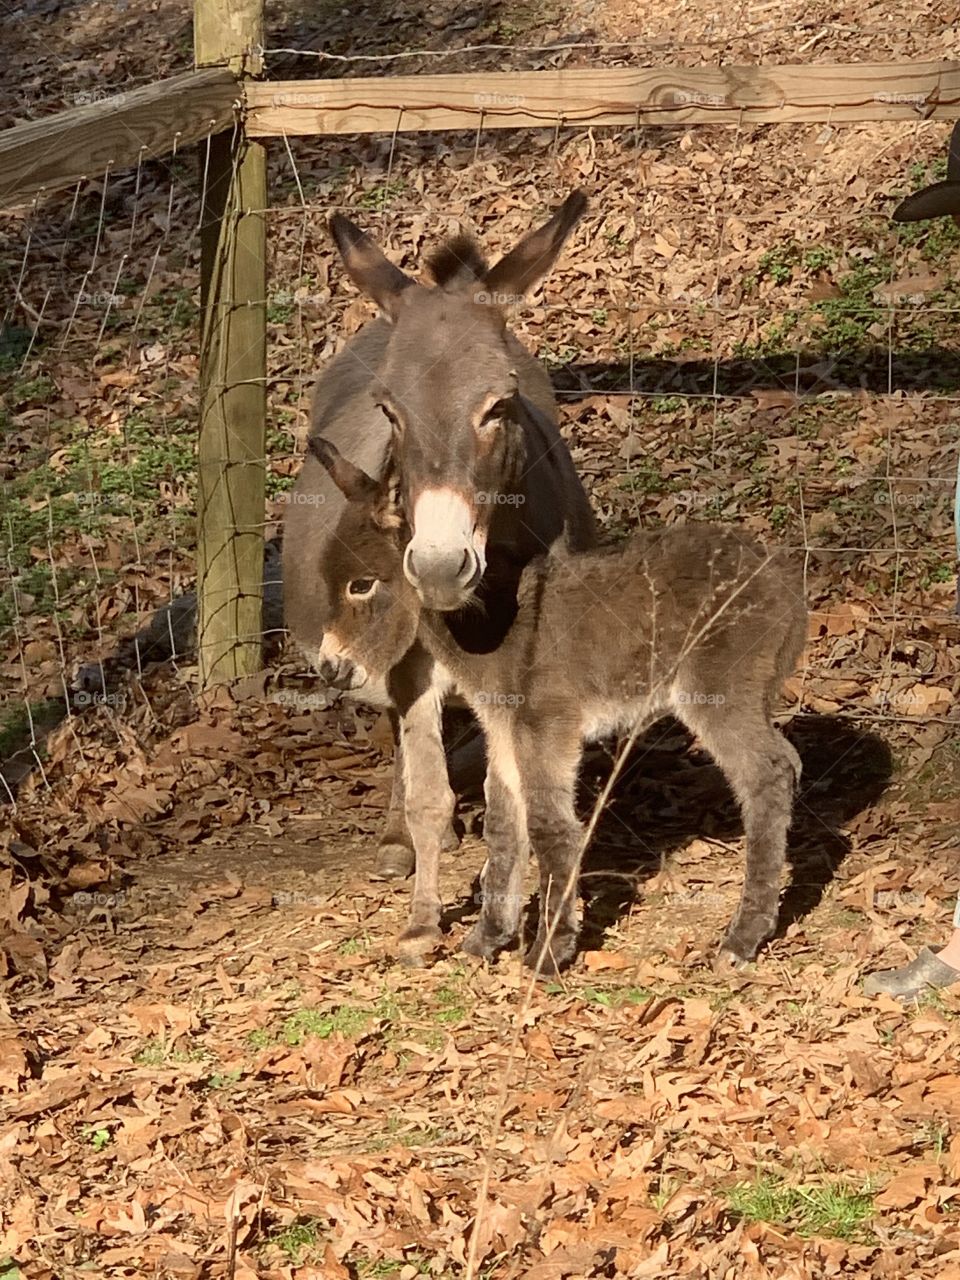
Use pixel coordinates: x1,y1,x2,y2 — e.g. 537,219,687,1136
403,544,420,585
457,547,480,583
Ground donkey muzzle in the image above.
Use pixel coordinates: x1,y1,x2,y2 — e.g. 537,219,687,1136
317,653,367,691
403,541,482,611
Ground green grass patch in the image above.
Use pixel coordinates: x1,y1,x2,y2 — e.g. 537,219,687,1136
0,405,194,629
616,458,664,496
725,1174,875,1240
281,1004,378,1045
544,981,653,1009
80,1124,113,1152
357,178,407,213
268,1218,324,1265
205,1068,243,1090
0,699,62,758
248,977,476,1054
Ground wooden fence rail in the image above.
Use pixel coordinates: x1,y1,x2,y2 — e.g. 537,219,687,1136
245,61,960,136
0,68,238,208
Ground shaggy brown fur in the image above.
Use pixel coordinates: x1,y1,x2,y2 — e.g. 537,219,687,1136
310,438,807,977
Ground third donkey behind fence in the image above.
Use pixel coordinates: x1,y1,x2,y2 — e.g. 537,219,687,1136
310,433,808,977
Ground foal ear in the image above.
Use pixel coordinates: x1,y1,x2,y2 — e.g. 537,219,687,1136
329,214,414,319
481,189,588,303
307,435,380,503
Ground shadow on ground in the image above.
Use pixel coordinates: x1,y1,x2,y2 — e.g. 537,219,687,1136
564,713,894,953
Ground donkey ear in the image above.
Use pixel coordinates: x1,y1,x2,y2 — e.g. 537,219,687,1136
329,214,414,319
892,180,960,222
307,435,380,502
372,451,404,531
481,190,588,303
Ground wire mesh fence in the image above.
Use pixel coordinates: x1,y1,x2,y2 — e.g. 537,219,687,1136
2,91,960,807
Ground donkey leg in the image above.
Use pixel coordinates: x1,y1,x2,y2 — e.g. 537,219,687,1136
461,757,527,961
685,707,800,967
395,686,456,965
521,742,584,978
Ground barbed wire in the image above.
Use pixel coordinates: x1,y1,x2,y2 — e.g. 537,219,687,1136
258,22,960,66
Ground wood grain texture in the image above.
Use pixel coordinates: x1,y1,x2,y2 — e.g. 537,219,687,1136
246,62,960,135
0,68,238,208
195,0,263,74
196,133,268,686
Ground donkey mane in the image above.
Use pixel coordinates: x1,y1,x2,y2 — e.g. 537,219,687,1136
426,234,489,288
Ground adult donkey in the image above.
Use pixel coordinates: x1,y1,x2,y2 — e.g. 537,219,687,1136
284,193,596,887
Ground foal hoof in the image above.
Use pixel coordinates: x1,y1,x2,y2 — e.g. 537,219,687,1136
397,924,442,966
372,841,415,881
461,923,501,961
523,948,566,979
713,947,752,979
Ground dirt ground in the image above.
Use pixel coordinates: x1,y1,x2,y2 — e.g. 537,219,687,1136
4,1,960,1277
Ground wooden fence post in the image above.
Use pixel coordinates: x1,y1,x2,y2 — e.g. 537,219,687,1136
195,0,267,686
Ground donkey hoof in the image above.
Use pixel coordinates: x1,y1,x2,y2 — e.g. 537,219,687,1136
398,924,442,964
372,841,415,881
441,823,461,854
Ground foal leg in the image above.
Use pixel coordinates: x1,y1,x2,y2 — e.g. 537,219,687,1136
462,716,528,960
520,735,584,978
682,704,800,967
376,709,461,880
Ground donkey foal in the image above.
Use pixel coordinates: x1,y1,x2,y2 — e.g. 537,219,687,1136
313,440,806,976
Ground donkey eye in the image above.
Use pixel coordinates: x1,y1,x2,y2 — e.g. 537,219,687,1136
347,578,379,601
479,400,511,433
